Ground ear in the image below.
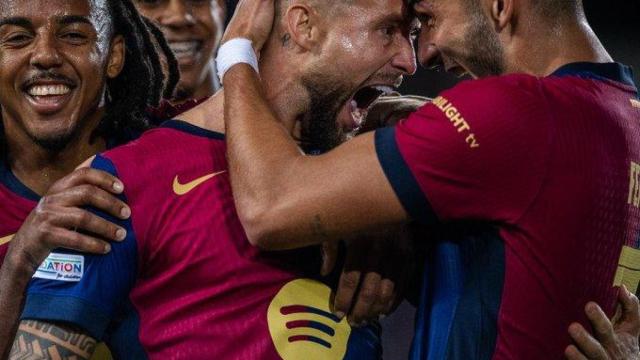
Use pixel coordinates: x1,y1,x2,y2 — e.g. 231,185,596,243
490,0,514,31
285,4,321,51
106,35,125,79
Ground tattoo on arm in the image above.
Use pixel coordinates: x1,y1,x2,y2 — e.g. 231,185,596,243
10,320,96,360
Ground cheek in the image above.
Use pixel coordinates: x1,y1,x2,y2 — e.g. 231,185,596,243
0,52,24,91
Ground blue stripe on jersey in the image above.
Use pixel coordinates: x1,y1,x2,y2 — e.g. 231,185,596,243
551,62,637,94
345,322,382,359
21,154,139,340
421,242,465,360
161,119,225,139
105,302,148,359
375,127,438,226
445,227,504,359
410,226,505,360
409,252,432,360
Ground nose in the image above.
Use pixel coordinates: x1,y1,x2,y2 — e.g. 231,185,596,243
392,35,418,75
418,43,441,69
160,0,196,29
30,33,63,70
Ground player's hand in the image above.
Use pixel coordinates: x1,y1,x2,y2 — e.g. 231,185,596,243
221,0,275,53
359,95,430,134
565,285,640,360
4,168,130,277
330,227,413,326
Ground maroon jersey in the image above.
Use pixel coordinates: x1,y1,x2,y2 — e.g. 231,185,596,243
23,120,380,359
375,62,640,359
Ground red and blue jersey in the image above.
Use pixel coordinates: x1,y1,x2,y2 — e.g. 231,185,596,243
375,62,640,359
22,120,380,359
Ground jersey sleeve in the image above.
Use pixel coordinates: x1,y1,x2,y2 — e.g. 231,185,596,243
20,154,138,340
375,76,551,225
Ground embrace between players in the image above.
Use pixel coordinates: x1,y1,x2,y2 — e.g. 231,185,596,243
0,0,638,359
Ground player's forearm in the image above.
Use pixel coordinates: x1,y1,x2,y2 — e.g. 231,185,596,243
10,321,97,360
0,254,34,358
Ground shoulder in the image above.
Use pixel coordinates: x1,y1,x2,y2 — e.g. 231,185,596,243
95,122,227,201
414,75,545,119
403,74,551,146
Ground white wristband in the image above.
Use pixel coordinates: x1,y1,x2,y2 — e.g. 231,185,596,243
216,38,259,85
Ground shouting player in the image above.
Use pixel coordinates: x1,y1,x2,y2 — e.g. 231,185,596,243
9,0,419,358
0,0,177,355
218,0,640,359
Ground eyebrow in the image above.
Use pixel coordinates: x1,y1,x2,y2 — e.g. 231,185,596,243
0,15,92,29
0,17,32,29
56,15,92,26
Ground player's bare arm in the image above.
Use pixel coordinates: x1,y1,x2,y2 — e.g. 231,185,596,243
10,320,97,360
220,0,408,249
0,168,129,357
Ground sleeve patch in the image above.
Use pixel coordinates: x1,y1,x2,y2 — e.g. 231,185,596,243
33,253,84,282
432,96,480,149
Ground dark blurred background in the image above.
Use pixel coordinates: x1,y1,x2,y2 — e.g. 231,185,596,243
222,1,638,359
225,0,639,98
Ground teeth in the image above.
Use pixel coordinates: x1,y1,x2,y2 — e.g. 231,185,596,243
169,41,199,55
28,85,70,96
373,85,394,95
350,100,366,127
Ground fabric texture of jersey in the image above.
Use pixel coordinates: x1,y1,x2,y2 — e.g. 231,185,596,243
0,159,40,264
375,62,640,359
22,120,380,359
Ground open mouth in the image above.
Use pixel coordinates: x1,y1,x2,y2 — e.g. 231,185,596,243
341,85,396,131
169,40,204,65
22,80,76,115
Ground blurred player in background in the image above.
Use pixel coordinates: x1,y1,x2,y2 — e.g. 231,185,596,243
218,0,640,358
133,0,226,102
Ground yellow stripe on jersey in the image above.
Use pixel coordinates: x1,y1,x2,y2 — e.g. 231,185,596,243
631,98,640,109
91,343,113,360
613,246,640,294
0,234,14,246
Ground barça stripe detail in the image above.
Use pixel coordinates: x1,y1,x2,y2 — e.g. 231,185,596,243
288,335,332,349
286,320,336,336
280,305,341,322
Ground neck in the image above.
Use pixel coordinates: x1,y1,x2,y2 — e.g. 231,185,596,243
504,16,613,77
181,43,312,139
259,38,312,135
3,113,106,196
192,70,218,100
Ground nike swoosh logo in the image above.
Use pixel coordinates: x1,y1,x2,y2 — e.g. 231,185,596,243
0,234,14,246
173,170,227,196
